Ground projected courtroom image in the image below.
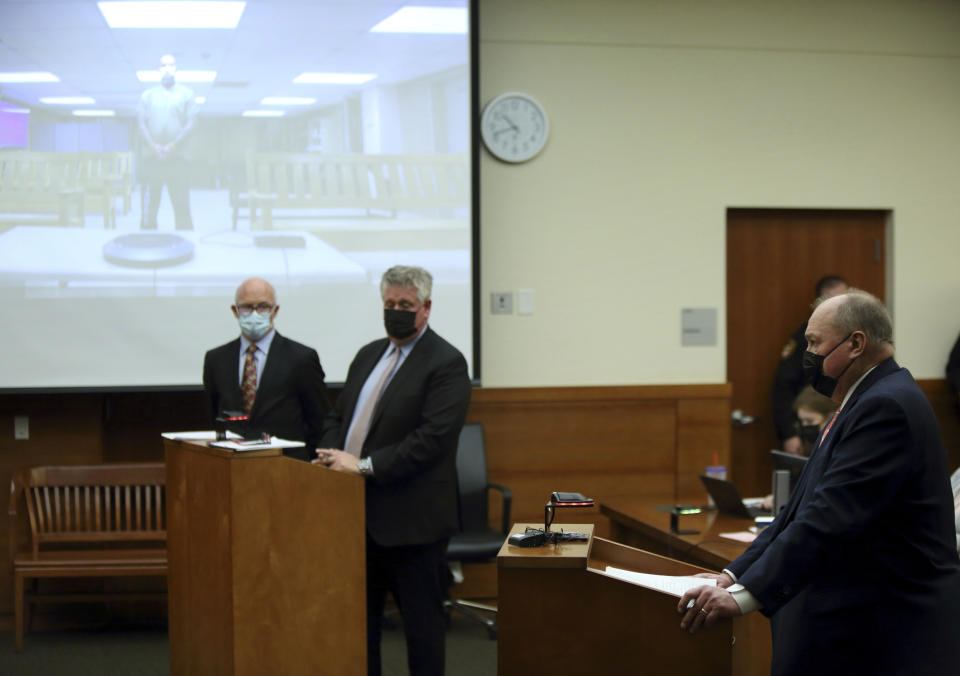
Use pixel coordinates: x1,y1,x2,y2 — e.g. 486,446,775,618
0,1,470,297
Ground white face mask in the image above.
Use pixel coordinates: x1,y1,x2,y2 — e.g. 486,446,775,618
238,311,272,341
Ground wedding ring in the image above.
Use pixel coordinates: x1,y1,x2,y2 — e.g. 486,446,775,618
700,608,709,615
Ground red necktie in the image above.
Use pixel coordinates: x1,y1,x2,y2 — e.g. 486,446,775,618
241,344,258,414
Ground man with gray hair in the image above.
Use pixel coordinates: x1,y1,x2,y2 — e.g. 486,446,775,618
680,290,960,674
316,265,471,676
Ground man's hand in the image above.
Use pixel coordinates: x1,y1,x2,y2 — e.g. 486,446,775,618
677,584,741,634
782,436,804,455
312,448,360,474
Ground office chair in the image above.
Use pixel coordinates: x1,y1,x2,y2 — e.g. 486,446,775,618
445,422,512,639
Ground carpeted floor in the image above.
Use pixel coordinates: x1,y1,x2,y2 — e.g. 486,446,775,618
0,611,498,676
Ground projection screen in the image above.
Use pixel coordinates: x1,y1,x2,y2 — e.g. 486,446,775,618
0,0,477,390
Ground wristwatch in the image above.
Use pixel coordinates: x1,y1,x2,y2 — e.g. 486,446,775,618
357,457,373,477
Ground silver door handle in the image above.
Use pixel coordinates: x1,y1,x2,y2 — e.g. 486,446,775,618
731,409,756,428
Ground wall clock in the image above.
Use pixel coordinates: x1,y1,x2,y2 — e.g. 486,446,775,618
480,92,549,163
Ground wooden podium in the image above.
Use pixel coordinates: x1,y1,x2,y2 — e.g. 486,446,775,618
498,524,734,675
164,438,366,676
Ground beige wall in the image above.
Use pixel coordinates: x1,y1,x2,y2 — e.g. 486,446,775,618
478,0,960,387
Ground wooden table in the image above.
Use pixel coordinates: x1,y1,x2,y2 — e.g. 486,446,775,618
600,495,773,676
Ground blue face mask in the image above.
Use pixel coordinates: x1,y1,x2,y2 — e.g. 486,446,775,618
238,311,272,341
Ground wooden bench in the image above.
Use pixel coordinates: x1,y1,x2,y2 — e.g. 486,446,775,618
0,150,133,228
0,151,85,226
238,151,469,228
76,151,135,226
8,463,167,652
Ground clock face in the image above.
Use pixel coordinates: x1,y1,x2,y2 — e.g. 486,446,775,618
481,93,549,163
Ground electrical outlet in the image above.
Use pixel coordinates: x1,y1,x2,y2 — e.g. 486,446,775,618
490,292,513,314
14,415,29,440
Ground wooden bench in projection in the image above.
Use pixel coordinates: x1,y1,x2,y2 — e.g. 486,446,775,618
240,151,469,228
0,151,85,226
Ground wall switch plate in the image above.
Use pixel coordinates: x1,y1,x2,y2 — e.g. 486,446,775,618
517,289,535,315
491,292,513,314
14,415,29,440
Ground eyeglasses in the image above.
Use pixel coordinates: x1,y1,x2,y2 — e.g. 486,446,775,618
236,303,274,316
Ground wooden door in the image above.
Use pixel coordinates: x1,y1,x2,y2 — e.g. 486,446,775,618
726,209,887,495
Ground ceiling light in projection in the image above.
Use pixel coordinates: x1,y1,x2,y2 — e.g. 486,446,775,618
292,73,377,85
371,6,467,34
98,1,246,28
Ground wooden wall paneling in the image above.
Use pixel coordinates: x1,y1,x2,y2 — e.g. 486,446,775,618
0,384,734,620
102,391,209,463
676,395,733,502
468,384,732,527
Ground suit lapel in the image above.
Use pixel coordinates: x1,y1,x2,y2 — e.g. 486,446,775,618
788,358,900,513
224,338,244,400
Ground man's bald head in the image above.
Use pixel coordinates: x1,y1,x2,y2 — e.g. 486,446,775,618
235,277,276,306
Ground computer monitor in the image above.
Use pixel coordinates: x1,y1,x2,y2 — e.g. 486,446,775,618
770,450,809,485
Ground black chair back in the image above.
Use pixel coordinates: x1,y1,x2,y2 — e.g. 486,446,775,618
455,422,489,533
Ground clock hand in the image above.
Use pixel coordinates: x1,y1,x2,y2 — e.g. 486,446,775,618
492,126,515,138
501,114,520,133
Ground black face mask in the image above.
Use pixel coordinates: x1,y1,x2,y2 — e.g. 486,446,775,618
798,423,821,444
384,309,418,340
802,333,853,397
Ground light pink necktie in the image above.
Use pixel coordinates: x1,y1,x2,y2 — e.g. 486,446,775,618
345,348,400,457
817,410,840,448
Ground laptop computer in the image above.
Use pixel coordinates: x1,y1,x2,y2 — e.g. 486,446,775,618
699,475,772,519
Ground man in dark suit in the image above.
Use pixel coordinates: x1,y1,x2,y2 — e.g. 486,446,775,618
680,290,960,675
203,277,328,462
314,265,471,676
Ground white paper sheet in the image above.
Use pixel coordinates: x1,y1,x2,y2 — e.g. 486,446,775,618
602,566,717,597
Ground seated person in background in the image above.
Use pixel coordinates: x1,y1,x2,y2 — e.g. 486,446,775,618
203,277,329,461
791,385,839,456
761,386,839,510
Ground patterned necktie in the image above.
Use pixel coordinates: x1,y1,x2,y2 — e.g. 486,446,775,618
241,344,258,414
345,347,401,457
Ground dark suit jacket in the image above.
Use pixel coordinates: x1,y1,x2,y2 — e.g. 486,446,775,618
203,332,329,461
730,358,960,675
320,327,471,548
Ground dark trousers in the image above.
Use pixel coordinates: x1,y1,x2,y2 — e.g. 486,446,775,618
366,536,449,676
142,155,193,230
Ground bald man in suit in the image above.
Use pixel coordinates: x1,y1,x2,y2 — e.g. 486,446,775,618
203,277,328,461
680,290,960,676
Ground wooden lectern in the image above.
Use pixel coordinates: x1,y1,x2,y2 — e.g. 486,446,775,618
164,438,366,676
498,524,735,675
